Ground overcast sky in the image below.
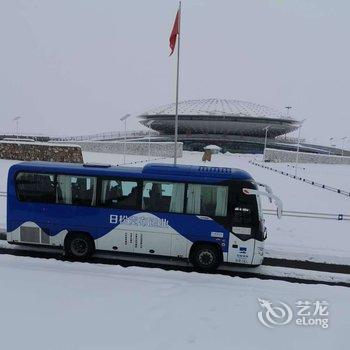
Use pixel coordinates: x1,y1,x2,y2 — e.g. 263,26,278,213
0,0,349,147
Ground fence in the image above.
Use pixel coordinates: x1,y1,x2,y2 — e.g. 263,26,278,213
53,130,159,142
250,161,350,197
264,147,350,164
57,140,183,158
263,209,350,221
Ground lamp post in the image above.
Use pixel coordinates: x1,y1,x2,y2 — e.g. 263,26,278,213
13,116,21,138
145,120,153,161
120,114,131,164
263,125,272,161
341,136,347,159
295,119,306,177
285,106,292,118
328,137,334,155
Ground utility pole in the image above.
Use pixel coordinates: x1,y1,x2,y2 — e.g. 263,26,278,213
120,114,131,165
329,137,334,155
263,125,271,161
13,116,21,138
341,136,347,159
145,120,153,161
285,106,292,118
295,119,306,177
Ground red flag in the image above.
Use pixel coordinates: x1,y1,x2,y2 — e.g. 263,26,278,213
169,9,180,56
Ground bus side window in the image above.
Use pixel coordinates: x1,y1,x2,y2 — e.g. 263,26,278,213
186,184,228,217
16,172,55,203
56,175,97,206
142,181,184,213
100,179,138,209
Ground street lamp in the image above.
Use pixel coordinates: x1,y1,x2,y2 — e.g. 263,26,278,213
341,137,347,159
13,116,21,138
145,120,153,161
120,113,131,164
295,119,306,177
328,137,334,155
285,106,292,118
263,125,272,161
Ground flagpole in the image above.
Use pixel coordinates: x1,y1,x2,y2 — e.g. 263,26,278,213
174,1,181,165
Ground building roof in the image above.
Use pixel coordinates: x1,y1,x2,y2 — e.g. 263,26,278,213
141,98,292,120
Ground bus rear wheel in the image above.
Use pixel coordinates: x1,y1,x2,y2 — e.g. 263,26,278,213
191,244,221,271
65,233,94,260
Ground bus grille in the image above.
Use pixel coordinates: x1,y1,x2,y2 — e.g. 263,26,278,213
20,226,40,243
20,226,51,244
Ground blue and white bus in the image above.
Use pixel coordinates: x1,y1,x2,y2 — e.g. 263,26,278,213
6,161,282,270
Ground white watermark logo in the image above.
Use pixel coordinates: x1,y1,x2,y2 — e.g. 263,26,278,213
257,298,329,329
257,298,293,328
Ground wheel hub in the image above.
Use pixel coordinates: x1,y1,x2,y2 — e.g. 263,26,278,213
71,238,88,256
198,250,214,266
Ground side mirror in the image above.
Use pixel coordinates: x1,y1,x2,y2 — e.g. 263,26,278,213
243,187,283,219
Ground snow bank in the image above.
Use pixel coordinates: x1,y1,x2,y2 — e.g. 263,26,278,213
0,254,348,350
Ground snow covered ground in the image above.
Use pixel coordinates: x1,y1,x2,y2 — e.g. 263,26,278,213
263,161,350,192
0,152,349,348
0,254,348,350
83,151,166,165
0,152,350,263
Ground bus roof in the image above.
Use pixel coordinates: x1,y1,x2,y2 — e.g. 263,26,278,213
9,161,253,183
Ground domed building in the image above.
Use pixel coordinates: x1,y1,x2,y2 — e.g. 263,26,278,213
139,98,300,153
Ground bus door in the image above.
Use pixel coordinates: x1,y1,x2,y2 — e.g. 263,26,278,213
227,182,259,264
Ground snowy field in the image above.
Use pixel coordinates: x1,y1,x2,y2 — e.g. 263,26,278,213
0,254,349,350
0,152,350,349
1,151,350,263
263,161,350,192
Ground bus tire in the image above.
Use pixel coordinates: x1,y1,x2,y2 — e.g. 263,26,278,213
190,244,221,271
65,232,95,260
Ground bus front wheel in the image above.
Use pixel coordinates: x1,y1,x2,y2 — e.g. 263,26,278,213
65,232,95,260
191,244,221,271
